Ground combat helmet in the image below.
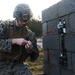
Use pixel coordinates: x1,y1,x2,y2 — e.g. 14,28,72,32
13,3,33,21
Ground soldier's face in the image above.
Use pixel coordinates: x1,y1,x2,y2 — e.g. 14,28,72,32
17,19,28,27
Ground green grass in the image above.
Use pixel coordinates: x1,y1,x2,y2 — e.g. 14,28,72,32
24,47,44,74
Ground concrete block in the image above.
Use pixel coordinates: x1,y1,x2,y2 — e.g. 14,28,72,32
42,22,48,35
61,69,72,75
72,72,75,75
47,19,58,35
72,53,75,72
65,34,75,52
49,50,60,66
43,35,60,50
42,3,58,22
43,50,51,75
58,0,75,17
49,65,60,75
69,12,75,33
67,52,72,70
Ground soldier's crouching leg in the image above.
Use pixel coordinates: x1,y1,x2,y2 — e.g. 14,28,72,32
16,64,32,75
0,59,33,75
8,62,32,75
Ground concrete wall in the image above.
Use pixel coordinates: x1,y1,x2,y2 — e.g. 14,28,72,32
42,0,75,75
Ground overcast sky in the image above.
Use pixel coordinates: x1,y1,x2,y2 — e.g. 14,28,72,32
0,0,61,20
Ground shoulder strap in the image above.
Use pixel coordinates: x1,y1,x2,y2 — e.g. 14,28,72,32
2,20,14,39
5,21,10,38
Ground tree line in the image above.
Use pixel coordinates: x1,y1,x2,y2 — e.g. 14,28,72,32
28,19,42,37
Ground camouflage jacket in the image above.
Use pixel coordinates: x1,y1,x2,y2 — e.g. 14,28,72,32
0,20,39,62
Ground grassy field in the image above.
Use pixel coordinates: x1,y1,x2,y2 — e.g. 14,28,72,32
24,47,44,74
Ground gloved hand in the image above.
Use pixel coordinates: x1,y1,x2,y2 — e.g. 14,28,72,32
25,41,33,53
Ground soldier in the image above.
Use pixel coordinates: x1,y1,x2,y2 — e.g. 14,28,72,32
0,3,39,75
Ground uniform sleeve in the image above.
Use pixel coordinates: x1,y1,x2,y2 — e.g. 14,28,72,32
0,23,12,52
28,31,39,62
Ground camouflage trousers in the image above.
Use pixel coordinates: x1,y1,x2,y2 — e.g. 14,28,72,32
0,59,32,75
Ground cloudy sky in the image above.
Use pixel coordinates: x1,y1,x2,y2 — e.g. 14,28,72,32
0,0,61,20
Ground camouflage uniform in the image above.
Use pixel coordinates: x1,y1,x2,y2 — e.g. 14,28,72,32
0,20,39,75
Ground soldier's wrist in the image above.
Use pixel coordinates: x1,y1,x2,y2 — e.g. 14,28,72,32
12,39,16,44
